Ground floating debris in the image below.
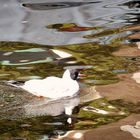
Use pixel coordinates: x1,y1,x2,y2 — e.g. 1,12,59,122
47,23,101,32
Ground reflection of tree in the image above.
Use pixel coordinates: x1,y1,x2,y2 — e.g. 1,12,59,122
83,1,140,43
0,41,138,85
121,1,140,9
0,114,68,139
56,42,138,85
87,24,140,44
121,0,140,25
0,63,63,80
0,41,53,51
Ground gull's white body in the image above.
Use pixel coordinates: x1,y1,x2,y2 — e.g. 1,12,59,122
21,70,79,99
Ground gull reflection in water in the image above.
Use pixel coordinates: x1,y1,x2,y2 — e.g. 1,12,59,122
24,95,80,124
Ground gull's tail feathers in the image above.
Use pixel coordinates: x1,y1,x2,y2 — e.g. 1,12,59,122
6,80,24,88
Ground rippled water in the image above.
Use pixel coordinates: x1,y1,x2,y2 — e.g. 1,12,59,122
0,0,140,139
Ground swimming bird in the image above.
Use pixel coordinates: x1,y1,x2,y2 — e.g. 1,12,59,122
21,69,80,99
7,69,80,123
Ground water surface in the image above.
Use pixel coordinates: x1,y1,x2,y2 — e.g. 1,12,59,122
0,0,140,139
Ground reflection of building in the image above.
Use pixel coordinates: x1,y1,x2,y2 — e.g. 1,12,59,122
0,48,58,65
0,48,74,65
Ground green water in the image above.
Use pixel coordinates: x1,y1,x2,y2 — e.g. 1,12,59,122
0,0,140,139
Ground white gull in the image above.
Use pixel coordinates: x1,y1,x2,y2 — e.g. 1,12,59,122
21,69,79,99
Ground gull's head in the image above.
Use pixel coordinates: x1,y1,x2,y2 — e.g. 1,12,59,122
62,69,80,80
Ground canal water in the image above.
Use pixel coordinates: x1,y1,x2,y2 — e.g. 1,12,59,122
0,0,140,139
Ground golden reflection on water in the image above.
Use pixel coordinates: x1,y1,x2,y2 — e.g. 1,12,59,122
0,24,140,85
0,0,140,139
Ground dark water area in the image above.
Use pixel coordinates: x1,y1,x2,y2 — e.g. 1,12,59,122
0,0,140,139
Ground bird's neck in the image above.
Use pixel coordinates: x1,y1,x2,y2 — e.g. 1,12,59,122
62,70,72,80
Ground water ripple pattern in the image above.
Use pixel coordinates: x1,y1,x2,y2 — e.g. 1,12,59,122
0,0,138,45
